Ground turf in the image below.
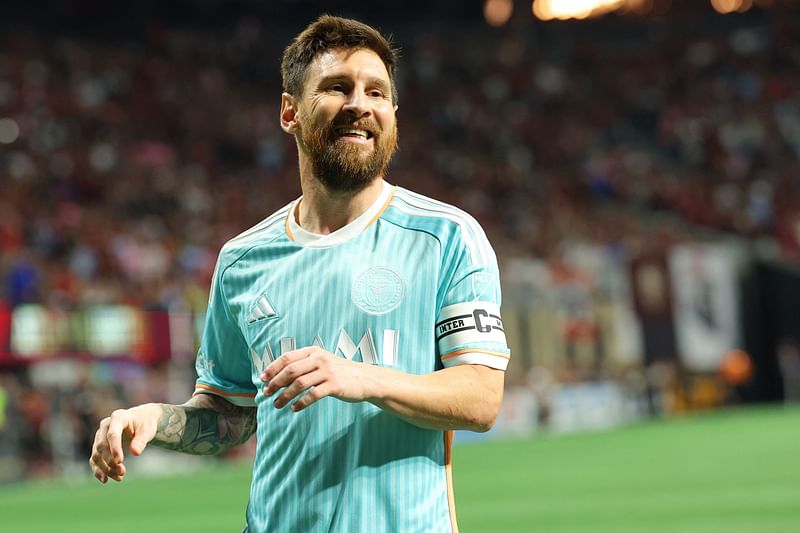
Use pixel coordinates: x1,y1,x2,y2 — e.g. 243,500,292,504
454,406,800,532
2,406,798,532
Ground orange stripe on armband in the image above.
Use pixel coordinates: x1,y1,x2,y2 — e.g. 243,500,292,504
441,349,510,361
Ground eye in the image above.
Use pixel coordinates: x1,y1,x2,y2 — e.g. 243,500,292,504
368,89,385,98
323,83,347,94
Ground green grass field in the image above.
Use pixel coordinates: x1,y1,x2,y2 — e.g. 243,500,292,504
2,406,799,532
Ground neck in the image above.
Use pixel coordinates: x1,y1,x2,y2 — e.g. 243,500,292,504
296,157,384,235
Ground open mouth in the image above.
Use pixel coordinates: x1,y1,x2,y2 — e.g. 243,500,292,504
336,127,374,141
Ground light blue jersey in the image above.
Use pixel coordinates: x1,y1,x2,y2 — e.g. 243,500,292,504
195,181,510,533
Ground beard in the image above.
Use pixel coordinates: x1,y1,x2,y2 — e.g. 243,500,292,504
297,115,398,194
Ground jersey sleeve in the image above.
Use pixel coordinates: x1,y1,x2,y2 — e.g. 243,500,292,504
194,253,257,407
436,222,511,370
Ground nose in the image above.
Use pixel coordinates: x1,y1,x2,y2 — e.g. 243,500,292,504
342,89,370,119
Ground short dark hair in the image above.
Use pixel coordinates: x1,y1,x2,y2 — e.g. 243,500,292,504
281,15,399,104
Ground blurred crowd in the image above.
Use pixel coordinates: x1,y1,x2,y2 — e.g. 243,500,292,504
2,8,800,478
2,12,800,312
0,361,202,481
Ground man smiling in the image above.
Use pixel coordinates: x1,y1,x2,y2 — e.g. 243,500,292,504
291,47,398,194
89,15,510,533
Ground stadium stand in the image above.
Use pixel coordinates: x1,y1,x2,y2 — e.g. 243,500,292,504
1,0,799,479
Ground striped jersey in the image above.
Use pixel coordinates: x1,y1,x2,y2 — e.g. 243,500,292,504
194,180,510,533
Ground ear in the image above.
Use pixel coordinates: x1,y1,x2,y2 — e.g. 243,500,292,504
280,93,300,134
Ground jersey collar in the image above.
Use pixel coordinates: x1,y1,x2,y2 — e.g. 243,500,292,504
286,180,394,248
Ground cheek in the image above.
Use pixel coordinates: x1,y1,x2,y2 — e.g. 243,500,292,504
376,110,396,133
309,96,342,117
300,98,326,125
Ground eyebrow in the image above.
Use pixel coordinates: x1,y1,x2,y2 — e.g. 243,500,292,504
318,74,391,92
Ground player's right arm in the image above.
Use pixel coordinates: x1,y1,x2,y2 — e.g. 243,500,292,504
89,245,258,484
89,392,256,484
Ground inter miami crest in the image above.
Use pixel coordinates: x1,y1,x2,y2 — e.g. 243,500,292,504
352,266,405,315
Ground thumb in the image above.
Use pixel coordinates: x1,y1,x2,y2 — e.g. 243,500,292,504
128,403,160,456
129,436,149,456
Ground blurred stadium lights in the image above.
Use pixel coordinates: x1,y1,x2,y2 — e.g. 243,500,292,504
708,0,792,13
531,0,790,19
711,0,752,12
0,118,20,144
484,0,514,26
622,0,656,15
532,0,627,20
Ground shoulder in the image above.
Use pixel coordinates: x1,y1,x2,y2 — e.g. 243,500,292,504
217,202,293,269
384,187,495,266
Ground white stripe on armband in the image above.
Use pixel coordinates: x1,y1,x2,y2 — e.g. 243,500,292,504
436,302,508,353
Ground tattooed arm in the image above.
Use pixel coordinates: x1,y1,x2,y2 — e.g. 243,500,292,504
152,394,257,455
89,394,257,484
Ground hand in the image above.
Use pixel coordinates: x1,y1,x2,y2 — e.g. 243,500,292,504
88,403,162,484
261,347,377,412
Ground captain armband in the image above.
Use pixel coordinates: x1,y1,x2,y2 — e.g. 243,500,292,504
435,302,507,352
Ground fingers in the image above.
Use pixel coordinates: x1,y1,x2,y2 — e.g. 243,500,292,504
90,418,120,483
90,418,111,483
263,355,320,395
291,382,333,412
90,447,111,483
106,462,127,483
89,410,132,483
104,410,128,465
271,370,327,409
263,350,347,411
262,347,316,382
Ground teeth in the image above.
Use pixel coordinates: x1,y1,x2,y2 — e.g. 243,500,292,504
341,128,368,139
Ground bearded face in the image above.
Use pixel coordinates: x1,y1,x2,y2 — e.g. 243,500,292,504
297,113,398,193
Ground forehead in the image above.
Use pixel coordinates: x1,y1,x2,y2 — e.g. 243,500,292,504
306,48,391,84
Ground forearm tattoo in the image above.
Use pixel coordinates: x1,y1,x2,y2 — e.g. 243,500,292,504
151,394,257,455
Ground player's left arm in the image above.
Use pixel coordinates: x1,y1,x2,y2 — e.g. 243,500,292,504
370,363,504,432
262,349,504,432
371,363,504,432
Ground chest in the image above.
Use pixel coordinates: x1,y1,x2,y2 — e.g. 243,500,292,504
226,233,440,368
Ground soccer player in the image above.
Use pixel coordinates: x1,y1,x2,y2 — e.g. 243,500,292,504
89,15,510,532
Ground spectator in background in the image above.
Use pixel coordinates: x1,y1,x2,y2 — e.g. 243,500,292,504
3,12,800,311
